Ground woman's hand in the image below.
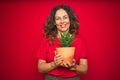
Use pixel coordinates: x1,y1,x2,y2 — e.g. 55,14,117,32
53,52,64,67
60,59,76,69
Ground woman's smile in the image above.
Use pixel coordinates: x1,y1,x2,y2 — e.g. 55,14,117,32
55,9,70,32
60,24,66,28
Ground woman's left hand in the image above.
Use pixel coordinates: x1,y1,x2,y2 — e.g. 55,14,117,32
60,59,76,69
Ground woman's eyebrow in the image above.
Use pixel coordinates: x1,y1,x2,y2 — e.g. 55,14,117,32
55,15,68,18
63,15,68,17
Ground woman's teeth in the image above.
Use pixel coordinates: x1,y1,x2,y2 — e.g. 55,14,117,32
61,24,65,28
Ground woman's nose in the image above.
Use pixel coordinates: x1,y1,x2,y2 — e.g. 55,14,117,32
60,19,64,23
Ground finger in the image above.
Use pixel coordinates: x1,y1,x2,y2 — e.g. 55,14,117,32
56,57,63,62
67,61,72,67
56,56,64,60
55,58,63,65
57,61,63,65
54,58,63,64
56,59,63,63
55,54,63,58
54,51,56,55
60,63,64,66
63,63,69,68
71,62,76,67
55,57,63,64
72,59,76,64
55,55,64,61
73,59,76,62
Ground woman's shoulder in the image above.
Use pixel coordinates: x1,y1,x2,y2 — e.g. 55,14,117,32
74,34,84,42
39,33,49,43
73,34,86,46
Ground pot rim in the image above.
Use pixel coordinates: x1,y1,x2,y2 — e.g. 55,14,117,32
56,47,75,49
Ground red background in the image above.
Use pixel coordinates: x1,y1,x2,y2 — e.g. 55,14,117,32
0,0,120,80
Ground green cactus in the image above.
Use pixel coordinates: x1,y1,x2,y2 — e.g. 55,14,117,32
59,31,74,47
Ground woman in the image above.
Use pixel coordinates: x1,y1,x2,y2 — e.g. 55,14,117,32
37,4,88,80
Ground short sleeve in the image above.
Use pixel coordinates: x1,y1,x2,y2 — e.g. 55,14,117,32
36,37,47,60
80,39,87,59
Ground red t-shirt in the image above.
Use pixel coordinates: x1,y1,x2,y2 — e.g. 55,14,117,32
36,35,87,78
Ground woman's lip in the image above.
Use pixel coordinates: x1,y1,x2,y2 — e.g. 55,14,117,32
60,24,66,28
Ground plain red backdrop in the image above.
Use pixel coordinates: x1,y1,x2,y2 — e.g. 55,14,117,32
0,0,120,80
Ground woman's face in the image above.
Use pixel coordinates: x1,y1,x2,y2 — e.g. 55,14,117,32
55,9,70,32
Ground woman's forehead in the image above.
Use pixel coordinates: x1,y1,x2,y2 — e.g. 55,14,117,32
55,9,68,17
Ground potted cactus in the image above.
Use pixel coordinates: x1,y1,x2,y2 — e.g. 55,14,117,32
56,31,75,64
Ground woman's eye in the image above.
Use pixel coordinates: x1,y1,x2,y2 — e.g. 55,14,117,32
55,17,60,20
64,16,68,19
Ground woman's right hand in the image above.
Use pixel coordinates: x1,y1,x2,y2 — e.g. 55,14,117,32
53,51,64,67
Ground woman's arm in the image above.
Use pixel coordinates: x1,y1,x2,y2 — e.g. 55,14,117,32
38,54,64,73
76,59,88,74
70,59,88,74
37,59,57,73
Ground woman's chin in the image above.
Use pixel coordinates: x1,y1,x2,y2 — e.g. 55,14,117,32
60,30,68,32
59,28,69,32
